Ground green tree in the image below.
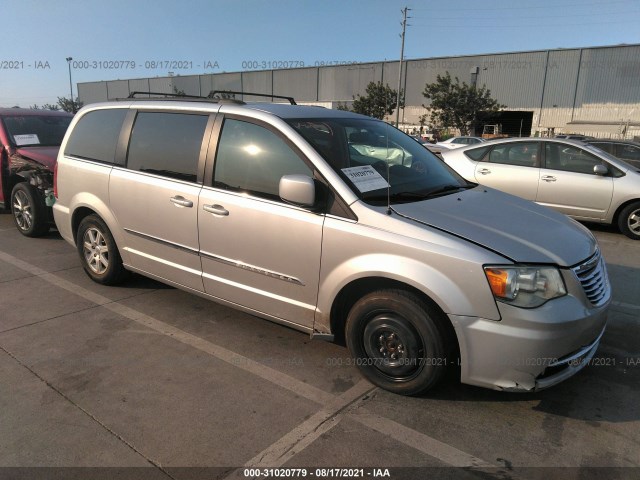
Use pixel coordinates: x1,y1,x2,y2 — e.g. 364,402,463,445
57,96,83,113
418,113,428,133
29,103,60,111
207,90,236,100
351,81,403,120
422,72,504,136
335,102,350,111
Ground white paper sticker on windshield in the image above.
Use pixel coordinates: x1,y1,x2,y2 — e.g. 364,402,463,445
13,134,40,146
341,165,390,193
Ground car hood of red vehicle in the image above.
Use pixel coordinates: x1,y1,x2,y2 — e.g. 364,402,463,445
15,146,60,170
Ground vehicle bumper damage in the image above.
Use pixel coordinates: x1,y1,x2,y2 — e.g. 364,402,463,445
449,295,609,392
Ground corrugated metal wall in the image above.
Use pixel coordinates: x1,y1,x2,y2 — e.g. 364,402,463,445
77,45,640,134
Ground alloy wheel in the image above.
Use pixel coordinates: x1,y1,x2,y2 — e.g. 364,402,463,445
83,227,109,275
12,190,33,231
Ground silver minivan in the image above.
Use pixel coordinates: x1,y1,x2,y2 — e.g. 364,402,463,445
53,96,610,395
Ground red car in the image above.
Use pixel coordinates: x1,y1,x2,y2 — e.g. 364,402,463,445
0,108,73,236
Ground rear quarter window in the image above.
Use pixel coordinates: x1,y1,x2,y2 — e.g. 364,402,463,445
126,112,209,183
464,146,490,161
64,109,127,164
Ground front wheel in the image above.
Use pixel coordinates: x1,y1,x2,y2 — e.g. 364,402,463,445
10,182,49,237
345,289,450,396
618,202,640,240
76,214,128,285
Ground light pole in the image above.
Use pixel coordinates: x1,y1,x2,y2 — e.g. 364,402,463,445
66,57,74,113
395,7,410,129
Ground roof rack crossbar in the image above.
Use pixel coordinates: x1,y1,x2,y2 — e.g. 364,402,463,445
210,90,297,105
127,91,207,99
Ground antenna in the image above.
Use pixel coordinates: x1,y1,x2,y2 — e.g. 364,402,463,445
386,124,392,215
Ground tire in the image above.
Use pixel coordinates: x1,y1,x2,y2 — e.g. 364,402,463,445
345,289,450,396
10,182,49,237
618,202,640,240
76,214,128,285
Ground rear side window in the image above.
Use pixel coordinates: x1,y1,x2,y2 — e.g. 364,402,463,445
65,109,127,164
588,142,613,154
127,112,209,183
464,146,490,161
213,118,312,201
616,143,640,162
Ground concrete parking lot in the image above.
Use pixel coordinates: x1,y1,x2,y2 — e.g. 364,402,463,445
0,210,639,480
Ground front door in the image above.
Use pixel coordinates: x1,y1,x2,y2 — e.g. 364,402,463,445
198,117,323,328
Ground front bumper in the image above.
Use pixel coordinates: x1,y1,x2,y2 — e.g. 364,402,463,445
449,293,609,392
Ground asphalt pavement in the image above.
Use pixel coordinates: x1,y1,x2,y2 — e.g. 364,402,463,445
0,210,638,480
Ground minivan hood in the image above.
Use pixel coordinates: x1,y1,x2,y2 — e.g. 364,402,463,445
392,187,596,266
15,146,60,170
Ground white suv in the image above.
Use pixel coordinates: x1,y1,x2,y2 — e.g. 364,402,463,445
53,95,610,395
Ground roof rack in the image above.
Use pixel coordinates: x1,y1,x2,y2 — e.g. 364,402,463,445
124,91,245,104
210,90,297,105
128,91,206,99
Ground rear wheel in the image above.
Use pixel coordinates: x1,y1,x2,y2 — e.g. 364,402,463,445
345,289,450,395
10,182,49,237
618,201,640,240
76,214,128,285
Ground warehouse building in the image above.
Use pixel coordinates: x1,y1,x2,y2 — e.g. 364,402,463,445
78,43,640,139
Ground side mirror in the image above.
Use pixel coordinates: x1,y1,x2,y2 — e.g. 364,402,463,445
593,164,608,176
279,174,315,207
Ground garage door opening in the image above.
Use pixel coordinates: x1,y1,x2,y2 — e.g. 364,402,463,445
480,111,534,138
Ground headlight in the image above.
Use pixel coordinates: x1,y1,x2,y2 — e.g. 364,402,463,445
484,265,567,308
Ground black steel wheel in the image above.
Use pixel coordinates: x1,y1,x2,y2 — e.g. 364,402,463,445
345,289,450,395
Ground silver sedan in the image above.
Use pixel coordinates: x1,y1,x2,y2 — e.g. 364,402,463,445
441,138,640,239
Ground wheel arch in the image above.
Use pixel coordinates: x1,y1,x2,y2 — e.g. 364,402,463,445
328,276,460,363
612,198,640,226
69,199,128,264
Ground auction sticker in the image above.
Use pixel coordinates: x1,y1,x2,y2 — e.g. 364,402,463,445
13,134,40,146
341,165,389,193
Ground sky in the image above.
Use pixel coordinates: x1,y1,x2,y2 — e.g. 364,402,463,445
1,0,639,107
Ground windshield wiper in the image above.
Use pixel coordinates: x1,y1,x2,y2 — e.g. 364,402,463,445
422,184,472,198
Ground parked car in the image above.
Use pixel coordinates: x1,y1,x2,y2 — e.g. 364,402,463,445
426,136,485,155
0,108,73,236
441,138,640,239
554,134,594,141
53,95,609,395
584,139,640,168
410,135,429,147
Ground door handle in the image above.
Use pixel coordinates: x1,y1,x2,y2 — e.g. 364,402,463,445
203,204,229,216
541,175,557,182
170,195,194,207
478,168,491,175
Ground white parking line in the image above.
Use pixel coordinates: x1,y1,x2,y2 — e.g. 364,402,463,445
351,412,492,468
237,380,374,472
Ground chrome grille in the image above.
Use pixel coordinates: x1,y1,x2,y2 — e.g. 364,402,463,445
572,251,610,307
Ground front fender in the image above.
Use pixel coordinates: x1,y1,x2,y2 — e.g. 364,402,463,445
314,217,504,334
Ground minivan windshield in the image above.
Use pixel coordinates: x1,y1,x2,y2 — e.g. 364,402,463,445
3,115,72,147
287,118,471,205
